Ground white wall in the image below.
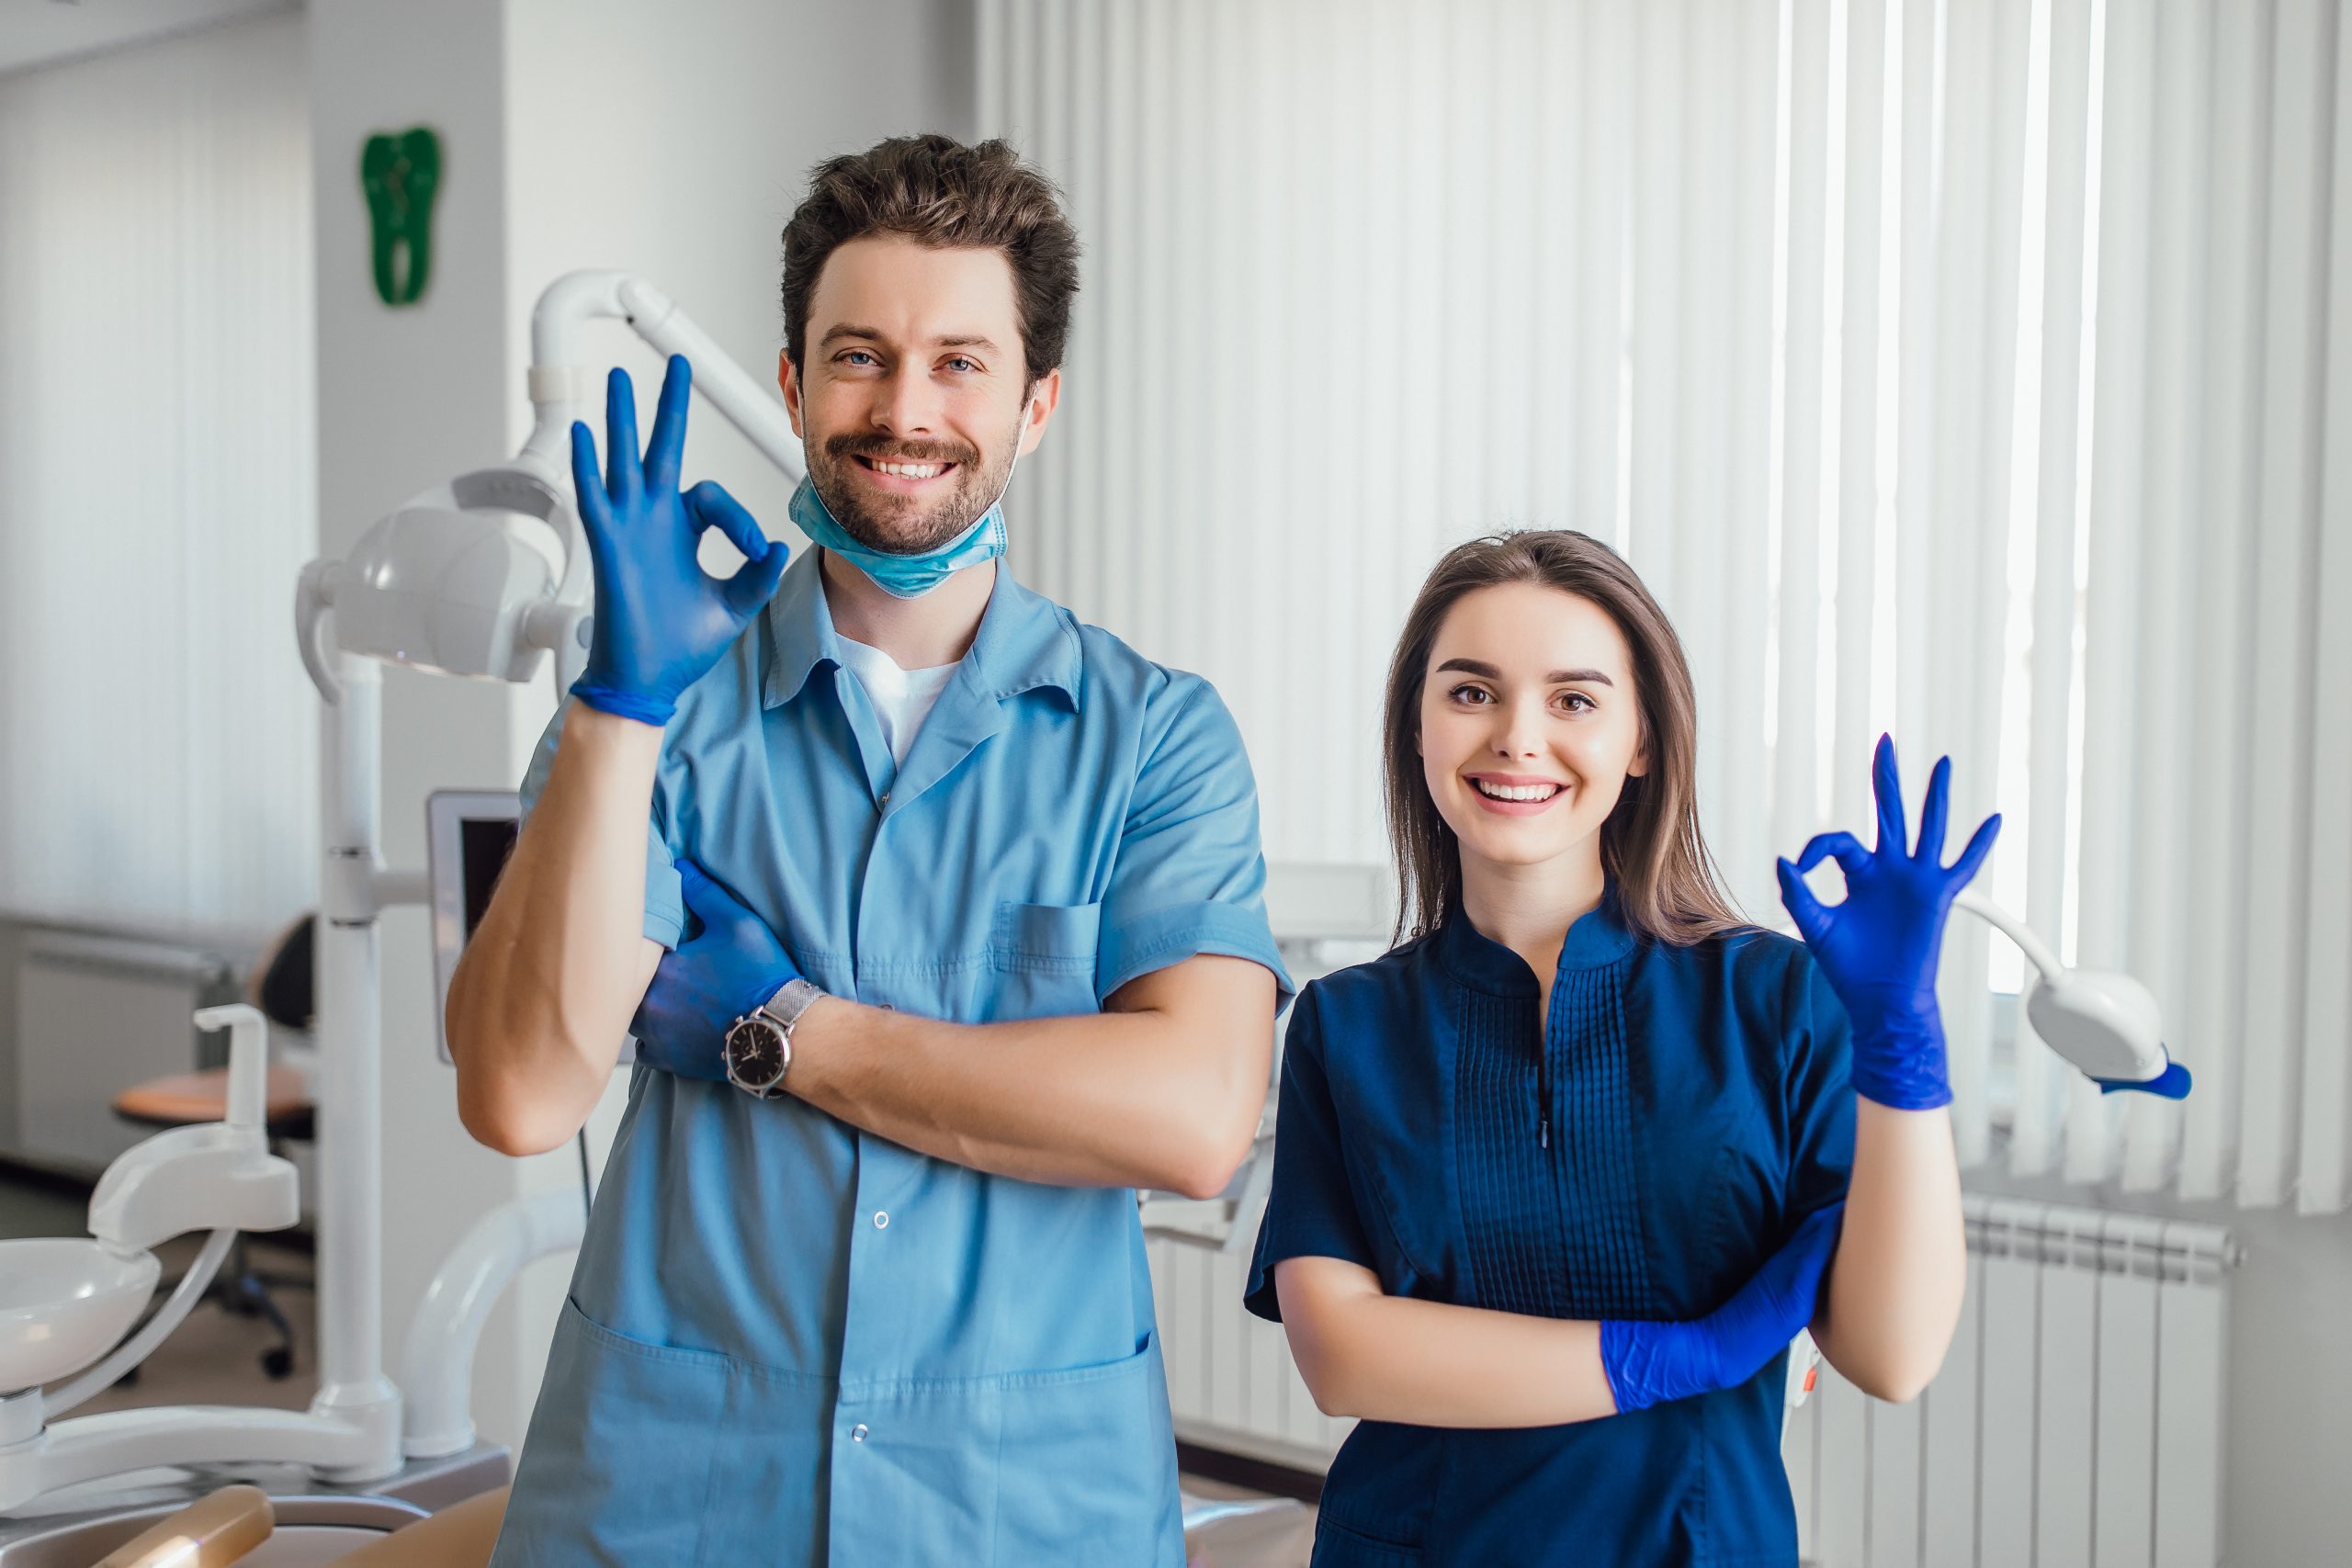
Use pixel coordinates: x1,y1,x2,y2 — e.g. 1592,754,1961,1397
2221,1209,2352,1568
307,0,971,1454
502,0,976,541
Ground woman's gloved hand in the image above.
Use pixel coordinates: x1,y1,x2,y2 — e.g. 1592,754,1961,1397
630,859,804,1082
1775,735,2002,1111
1600,1201,1846,1414
569,355,791,728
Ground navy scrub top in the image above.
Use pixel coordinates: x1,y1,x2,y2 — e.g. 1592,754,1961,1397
1246,888,1854,1568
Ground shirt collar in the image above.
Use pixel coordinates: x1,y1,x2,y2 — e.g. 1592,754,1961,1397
1433,880,1639,996
763,550,1083,712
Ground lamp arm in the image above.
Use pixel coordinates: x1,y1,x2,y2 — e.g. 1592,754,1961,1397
294,562,343,705
1951,888,2066,984
517,270,806,491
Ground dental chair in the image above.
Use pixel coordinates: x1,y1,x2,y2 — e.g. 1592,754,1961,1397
4,1483,507,1568
108,1069,311,1382
107,917,322,1383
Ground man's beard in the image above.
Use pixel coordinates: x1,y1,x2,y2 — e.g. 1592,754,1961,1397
806,427,1015,556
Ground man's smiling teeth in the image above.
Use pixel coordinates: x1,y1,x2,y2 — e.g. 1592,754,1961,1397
1475,780,1562,802
870,459,945,479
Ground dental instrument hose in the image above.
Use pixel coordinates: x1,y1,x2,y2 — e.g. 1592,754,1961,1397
46,1227,237,1416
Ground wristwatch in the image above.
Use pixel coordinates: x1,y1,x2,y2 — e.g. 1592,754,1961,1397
722,978,825,1100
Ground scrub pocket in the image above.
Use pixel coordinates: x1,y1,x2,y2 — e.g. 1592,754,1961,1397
991,1331,1180,1565
1311,1421,1434,1567
986,899,1104,1021
1310,1516,1426,1567
490,1298,726,1566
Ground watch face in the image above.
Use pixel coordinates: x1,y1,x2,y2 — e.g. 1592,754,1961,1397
726,1019,786,1088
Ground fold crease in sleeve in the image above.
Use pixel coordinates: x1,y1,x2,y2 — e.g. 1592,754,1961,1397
1783,953,1857,1228
1096,676,1293,1002
640,822,684,949
1096,899,1286,1004
1244,988,1375,1322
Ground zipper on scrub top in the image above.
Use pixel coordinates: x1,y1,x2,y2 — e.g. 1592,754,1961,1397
1537,1011,1552,1151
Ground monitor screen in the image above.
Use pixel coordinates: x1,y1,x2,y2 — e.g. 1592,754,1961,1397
458,815,518,945
426,788,639,1069
426,790,522,1066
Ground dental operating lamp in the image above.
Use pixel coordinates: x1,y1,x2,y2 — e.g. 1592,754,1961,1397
298,270,807,695
1953,890,2191,1099
0,275,805,1514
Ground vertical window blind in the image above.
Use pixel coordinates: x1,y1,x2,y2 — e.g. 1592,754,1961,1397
980,0,2352,1213
0,11,316,945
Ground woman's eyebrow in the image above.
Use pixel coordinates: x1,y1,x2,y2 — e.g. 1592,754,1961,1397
1435,657,1615,687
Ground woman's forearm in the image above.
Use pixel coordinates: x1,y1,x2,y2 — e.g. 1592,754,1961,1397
1812,1097,1965,1402
1273,1257,1617,1427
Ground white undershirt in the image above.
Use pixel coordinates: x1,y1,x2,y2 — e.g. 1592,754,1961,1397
833,635,959,765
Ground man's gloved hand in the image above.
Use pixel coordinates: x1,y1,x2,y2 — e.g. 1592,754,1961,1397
569,355,791,728
1775,735,2002,1111
631,859,804,1083
1600,1201,1846,1414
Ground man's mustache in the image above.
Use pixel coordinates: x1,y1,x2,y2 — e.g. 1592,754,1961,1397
826,434,980,467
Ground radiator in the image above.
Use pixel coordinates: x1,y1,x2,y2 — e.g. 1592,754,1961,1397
1153,1192,2236,1568
1788,1196,2237,1568
1150,1198,1351,1472
6,928,235,1176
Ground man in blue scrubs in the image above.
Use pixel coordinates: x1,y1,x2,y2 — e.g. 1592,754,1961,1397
448,135,1289,1564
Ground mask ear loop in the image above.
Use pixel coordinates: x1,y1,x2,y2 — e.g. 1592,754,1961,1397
978,379,1035,519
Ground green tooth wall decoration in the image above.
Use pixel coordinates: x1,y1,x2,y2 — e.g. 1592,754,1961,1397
360,127,442,307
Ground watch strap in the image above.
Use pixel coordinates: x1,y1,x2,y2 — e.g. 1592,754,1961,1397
757,976,826,1037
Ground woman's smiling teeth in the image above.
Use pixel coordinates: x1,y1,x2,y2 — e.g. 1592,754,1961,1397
1473,779,1563,802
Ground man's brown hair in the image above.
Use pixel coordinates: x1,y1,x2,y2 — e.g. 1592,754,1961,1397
781,135,1080,387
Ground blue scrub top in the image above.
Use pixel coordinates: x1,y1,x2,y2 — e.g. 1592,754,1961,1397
1247,890,1852,1568
492,552,1290,1567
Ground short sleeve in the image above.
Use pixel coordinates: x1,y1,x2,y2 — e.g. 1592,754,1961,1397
1095,676,1293,1003
1783,953,1858,1224
1244,987,1377,1323
518,699,685,951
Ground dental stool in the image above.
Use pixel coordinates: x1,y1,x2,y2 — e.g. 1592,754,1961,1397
109,1066,314,1381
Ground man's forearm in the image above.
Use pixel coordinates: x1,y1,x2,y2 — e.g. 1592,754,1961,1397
1811,1097,1966,1402
782,955,1275,1195
447,703,664,1155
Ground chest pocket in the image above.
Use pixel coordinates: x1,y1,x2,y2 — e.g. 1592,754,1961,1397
986,900,1103,1022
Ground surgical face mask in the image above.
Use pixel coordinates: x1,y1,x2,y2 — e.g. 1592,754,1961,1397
792,383,1027,599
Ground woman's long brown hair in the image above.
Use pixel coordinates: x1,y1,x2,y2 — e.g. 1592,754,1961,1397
1381,530,1748,947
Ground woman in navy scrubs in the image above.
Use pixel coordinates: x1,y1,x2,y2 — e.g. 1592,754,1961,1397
1248,532,1996,1565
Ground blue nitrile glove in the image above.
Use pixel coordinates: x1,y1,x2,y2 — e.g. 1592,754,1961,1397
569,355,790,728
1600,1201,1846,1414
630,859,804,1082
1775,736,2002,1111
